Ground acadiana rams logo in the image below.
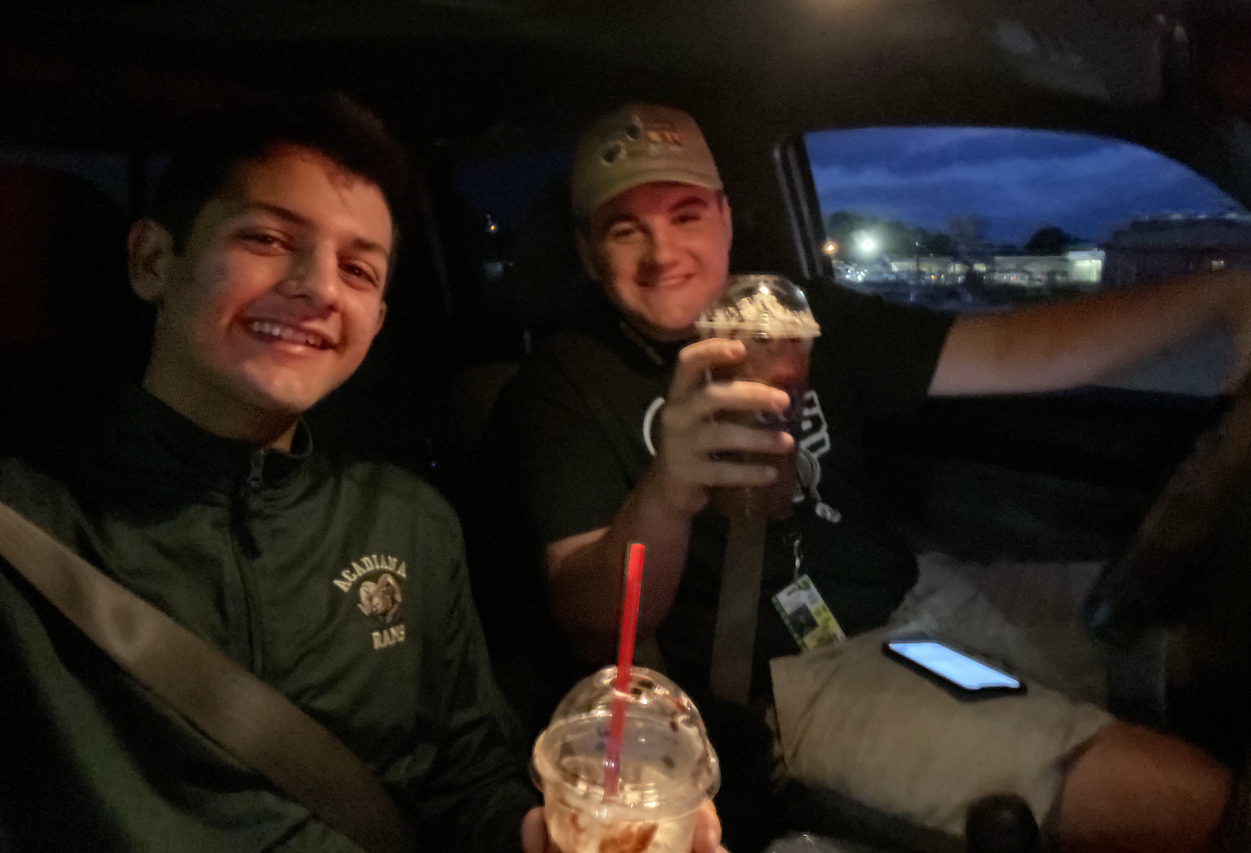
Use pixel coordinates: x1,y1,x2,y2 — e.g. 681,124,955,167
333,554,408,650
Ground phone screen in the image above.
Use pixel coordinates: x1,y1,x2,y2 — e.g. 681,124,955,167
886,641,1021,690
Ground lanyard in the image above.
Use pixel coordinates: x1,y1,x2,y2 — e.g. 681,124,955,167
784,527,804,583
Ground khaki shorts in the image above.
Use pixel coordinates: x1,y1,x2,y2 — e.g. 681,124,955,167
769,553,1113,837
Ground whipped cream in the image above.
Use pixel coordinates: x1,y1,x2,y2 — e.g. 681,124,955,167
696,287,821,338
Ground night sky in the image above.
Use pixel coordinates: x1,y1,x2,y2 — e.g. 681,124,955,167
806,128,1246,246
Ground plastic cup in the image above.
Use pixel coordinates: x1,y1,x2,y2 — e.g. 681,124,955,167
694,274,821,520
532,667,720,853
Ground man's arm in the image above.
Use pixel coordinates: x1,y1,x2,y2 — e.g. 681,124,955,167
930,271,1251,396
545,338,792,661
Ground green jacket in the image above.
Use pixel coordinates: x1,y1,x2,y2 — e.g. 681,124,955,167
0,387,536,852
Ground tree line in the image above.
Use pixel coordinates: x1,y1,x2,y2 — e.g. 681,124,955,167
824,211,1081,262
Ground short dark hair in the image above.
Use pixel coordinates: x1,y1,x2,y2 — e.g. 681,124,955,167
148,91,408,252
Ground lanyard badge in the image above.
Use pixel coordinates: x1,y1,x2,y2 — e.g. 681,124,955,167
772,529,845,651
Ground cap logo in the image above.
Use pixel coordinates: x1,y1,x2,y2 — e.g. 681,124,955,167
646,127,683,146
599,114,684,167
601,140,624,165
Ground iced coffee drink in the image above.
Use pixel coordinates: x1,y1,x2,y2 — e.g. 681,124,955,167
531,667,720,853
695,275,821,520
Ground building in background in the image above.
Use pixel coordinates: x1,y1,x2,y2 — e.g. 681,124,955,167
1104,213,1251,285
865,248,1103,289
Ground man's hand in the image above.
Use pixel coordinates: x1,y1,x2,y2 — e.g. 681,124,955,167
520,801,726,853
652,337,793,514
542,339,797,655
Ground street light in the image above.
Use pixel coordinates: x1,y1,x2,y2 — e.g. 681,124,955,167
855,233,878,255
822,239,838,256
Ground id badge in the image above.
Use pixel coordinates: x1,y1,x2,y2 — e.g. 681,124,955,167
772,574,846,650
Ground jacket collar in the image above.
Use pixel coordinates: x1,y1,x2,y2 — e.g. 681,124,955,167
77,385,312,504
578,292,691,375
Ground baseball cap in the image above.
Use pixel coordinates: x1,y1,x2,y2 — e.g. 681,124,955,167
570,103,723,219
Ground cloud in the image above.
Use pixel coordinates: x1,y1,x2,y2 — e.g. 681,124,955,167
807,128,1244,243
807,127,1110,178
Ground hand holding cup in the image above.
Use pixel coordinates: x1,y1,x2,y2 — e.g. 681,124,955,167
528,667,722,853
520,801,725,853
652,338,795,513
692,275,821,520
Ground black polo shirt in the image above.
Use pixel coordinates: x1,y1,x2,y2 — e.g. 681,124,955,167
489,281,954,699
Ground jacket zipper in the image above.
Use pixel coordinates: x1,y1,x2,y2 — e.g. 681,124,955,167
233,452,264,559
229,449,266,675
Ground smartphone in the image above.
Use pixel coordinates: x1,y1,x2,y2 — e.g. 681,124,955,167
883,639,1026,699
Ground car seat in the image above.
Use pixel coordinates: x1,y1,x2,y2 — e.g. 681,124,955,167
446,175,601,735
0,162,149,463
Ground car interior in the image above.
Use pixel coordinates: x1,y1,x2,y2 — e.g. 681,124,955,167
4,1,1251,850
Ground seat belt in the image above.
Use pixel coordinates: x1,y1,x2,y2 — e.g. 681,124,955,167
0,501,418,853
708,517,768,704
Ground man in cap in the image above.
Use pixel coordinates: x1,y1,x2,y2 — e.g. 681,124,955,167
486,103,1246,852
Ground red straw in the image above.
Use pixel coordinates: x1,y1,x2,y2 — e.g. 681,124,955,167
602,542,645,797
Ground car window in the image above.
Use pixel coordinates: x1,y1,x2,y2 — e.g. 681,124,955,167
450,146,572,291
0,146,135,213
440,142,583,360
802,127,1251,395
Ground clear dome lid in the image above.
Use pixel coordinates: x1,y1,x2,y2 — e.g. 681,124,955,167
532,666,720,814
695,274,821,339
